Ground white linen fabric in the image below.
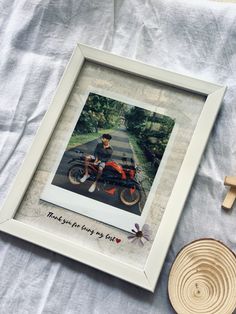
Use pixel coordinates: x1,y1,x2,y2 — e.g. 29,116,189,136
1,0,236,313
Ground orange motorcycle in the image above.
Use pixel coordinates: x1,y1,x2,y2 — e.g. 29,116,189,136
67,150,141,206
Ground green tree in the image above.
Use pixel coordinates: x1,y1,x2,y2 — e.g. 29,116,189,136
125,107,175,170
75,93,126,133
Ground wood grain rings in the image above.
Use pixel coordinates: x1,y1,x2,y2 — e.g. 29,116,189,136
168,239,236,314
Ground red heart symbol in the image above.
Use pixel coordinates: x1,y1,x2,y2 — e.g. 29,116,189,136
116,238,121,244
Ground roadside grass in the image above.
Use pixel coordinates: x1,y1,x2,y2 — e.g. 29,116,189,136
127,132,155,191
67,128,116,150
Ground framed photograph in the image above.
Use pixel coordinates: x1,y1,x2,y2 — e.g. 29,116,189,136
0,43,226,292
41,90,176,231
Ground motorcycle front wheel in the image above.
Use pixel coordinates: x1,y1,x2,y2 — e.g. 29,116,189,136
120,186,141,206
68,165,85,185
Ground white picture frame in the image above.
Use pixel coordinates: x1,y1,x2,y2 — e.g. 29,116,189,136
0,43,226,292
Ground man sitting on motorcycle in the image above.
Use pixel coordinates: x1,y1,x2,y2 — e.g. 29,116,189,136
80,133,113,193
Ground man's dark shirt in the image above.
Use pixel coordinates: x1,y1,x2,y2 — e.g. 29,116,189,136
94,143,113,162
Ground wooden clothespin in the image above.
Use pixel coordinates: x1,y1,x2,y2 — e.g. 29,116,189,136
222,176,236,210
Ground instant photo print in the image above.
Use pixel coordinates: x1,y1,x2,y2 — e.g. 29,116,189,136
41,91,176,231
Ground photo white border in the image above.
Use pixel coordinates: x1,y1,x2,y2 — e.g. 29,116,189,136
0,44,226,291
41,87,178,232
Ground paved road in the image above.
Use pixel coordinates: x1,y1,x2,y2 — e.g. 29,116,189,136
52,128,142,215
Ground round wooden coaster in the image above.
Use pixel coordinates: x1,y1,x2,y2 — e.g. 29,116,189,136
168,239,236,314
